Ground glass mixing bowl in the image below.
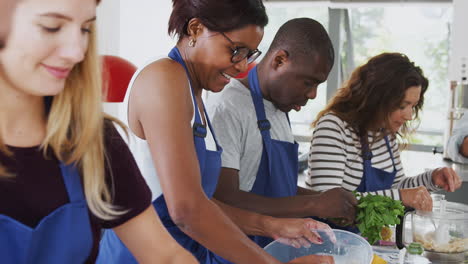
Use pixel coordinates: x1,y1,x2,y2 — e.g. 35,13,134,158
264,229,373,264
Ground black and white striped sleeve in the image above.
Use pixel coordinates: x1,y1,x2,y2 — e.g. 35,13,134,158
307,115,348,191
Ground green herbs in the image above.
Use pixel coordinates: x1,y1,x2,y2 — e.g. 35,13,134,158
355,192,405,245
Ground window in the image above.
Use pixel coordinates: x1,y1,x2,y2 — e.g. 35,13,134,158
263,2,452,153
346,5,452,148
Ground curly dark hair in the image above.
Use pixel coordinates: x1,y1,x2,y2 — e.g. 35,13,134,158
314,52,429,140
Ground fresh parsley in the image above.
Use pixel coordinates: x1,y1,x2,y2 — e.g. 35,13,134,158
355,192,405,245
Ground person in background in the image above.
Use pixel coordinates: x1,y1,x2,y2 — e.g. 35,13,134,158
98,1,335,264
446,111,468,163
207,18,357,247
0,0,18,49
0,0,197,263
307,53,462,215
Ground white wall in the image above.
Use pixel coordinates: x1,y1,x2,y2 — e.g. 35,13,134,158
97,0,176,66
97,0,120,56
449,0,468,82
97,0,177,119
119,0,176,66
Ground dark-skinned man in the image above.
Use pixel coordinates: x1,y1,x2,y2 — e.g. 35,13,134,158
207,18,357,247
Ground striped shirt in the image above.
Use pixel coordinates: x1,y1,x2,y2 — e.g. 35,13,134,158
306,113,438,200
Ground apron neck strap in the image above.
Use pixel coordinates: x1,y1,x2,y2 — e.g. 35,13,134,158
168,47,206,137
59,162,85,203
248,66,272,134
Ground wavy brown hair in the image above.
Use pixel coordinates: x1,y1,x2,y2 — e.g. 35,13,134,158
314,53,428,142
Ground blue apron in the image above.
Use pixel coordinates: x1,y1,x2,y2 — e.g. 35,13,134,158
247,66,299,248
330,135,397,233
356,135,397,192
0,163,93,264
97,47,232,264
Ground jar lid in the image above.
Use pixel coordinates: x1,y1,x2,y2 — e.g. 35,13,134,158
408,242,424,255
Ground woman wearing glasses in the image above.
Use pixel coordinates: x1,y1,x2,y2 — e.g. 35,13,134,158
98,0,334,264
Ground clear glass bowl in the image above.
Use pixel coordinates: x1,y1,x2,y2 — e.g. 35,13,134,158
264,229,373,264
411,201,468,254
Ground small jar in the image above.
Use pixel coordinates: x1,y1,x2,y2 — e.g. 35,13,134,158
405,242,430,264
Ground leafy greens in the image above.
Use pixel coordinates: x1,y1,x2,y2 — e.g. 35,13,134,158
355,192,405,245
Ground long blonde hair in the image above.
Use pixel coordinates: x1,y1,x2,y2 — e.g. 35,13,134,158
1,23,123,220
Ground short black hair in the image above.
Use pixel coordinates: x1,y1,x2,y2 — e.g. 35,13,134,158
168,0,268,41
267,18,334,67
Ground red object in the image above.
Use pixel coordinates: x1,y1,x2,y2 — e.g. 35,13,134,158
101,55,137,102
235,62,256,79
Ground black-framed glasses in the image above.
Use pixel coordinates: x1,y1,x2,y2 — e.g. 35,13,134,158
220,32,261,64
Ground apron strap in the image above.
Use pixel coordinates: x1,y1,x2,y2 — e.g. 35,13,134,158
59,163,86,203
168,47,207,139
383,135,397,172
168,47,223,150
359,133,373,161
248,66,274,154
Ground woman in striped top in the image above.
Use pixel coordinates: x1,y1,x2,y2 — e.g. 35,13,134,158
307,53,462,212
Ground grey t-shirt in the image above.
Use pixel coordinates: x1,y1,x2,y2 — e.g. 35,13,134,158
206,78,294,191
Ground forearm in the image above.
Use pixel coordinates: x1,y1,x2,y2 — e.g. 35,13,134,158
297,186,320,195
212,198,271,236
396,169,439,192
215,189,321,218
177,198,280,264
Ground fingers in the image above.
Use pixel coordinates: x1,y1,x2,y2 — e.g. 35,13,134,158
345,200,357,222
306,220,336,244
277,237,312,249
454,170,462,189
416,186,432,211
295,237,312,248
277,238,301,248
402,187,433,211
433,167,462,192
448,168,462,191
346,191,359,206
288,255,335,264
446,168,456,192
301,224,323,244
342,192,357,221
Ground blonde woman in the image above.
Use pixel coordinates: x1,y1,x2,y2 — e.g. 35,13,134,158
0,0,197,263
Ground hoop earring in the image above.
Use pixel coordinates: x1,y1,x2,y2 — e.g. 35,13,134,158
188,38,196,47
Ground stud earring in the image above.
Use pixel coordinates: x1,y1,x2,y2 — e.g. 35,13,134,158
188,38,196,47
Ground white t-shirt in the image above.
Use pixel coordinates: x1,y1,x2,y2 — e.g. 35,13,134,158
206,78,294,192
122,57,216,201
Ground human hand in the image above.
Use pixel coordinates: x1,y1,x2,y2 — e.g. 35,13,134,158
316,188,357,223
286,255,335,264
431,167,462,192
266,217,336,248
400,186,432,211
